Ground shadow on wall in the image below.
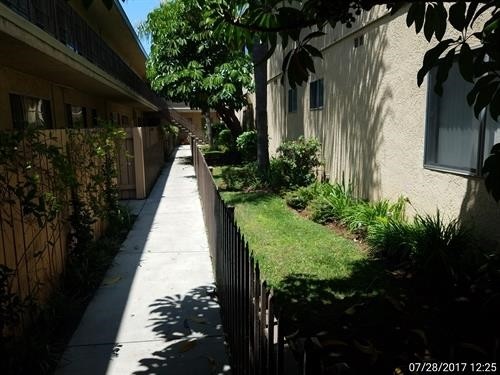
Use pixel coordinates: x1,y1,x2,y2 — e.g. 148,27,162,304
133,286,231,375
319,20,391,200
267,16,393,200
459,178,500,248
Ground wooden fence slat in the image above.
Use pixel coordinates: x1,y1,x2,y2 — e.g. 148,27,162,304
189,135,300,375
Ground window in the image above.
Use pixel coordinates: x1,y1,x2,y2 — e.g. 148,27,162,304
288,88,298,113
9,94,53,129
121,115,129,127
310,79,324,110
91,108,98,127
110,112,120,125
354,34,364,48
425,62,500,175
66,104,87,128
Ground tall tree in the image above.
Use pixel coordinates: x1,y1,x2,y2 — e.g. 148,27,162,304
141,0,254,139
203,0,500,200
253,41,270,173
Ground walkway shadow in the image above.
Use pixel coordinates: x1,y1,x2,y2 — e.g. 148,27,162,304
133,286,231,375
56,147,197,375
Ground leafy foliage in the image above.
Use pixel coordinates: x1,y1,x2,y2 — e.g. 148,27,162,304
284,182,325,210
220,163,260,191
268,136,322,191
235,130,257,162
141,0,254,136
308,181,355,224
0,122,130,374
341,198,407,235
483,143,500,201
407,1,500,121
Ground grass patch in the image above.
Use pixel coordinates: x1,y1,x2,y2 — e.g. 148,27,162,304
223,192,376,289
211,163,499,371
221,191,389,333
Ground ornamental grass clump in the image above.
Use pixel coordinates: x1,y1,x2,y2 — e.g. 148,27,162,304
308,181,354,224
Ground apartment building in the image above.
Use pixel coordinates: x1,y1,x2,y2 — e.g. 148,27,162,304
267,6,500,245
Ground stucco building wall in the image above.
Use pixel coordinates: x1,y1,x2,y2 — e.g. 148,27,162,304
267,8,500,246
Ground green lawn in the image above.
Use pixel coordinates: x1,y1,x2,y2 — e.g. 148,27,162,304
220,190,390,331
212,167,498,370
212,166,391,333
223,192,376,288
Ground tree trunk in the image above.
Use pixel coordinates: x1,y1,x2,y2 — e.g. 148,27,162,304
214,104,243,139
202,109,213,148
252,40,270,173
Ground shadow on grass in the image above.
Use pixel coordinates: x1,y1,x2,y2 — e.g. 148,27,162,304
275,258,500,374
274,257,392,336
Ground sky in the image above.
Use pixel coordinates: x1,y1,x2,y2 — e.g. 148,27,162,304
121,0,162,55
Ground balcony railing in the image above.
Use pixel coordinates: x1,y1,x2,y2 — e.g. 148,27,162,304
1,0,167,110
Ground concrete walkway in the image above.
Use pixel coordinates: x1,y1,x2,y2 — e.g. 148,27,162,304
56,146,231,375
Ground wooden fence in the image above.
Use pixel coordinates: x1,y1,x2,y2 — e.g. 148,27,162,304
117,126,175,200
192,137,290,375
0,126,172,332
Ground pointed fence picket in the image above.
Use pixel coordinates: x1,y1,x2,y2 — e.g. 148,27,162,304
191,136,292,375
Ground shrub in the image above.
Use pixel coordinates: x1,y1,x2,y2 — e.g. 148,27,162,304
309,182,354,223
210,122,226,139
340,197,406,235
367,219,418,263
221,163,260,191
411,212,472,285
214,128,234,151
285,184,319,210
269,137,322,191
236,131,257,162
367,211,474,286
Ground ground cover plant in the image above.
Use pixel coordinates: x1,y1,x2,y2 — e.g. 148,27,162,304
210,142,500,374
0,123,136,374
282,180,500,373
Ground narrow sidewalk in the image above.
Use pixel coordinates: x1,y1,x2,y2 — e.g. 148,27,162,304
56,145,230,375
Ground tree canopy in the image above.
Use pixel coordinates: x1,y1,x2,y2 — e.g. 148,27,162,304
140,0,254,137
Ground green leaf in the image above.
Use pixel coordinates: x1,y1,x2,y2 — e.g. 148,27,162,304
465,1,479,26
484,18,500,34
433,3,448,41
424,5,435,42
298,49,315,74
303,45,323,58
406,2,417,27
434,48,456,96
473,82,498,118
489,89,500,121
458,43,474,82
449,1,466,31
417,39,454,86
472,2,495,27
414,2,426,33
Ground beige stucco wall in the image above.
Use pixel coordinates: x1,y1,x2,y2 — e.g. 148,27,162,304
267,7,500,246
0,65,145,129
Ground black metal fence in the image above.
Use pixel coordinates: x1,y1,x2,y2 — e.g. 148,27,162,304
1,0,166,109
191,137,291,375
